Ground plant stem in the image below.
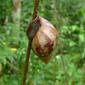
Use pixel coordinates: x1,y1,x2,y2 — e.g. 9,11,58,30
22,40,32,85
32,0,40,19
22,0,40,85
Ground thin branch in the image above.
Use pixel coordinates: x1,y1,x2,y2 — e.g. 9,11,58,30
22,0,40,85
32,0,40,19
22,40,32,85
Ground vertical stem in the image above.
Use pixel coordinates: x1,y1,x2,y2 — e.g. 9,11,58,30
22,0,40,85
32,0,40,19
22,40,32,85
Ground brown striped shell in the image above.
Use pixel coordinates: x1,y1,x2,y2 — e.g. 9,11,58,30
32,17,58,64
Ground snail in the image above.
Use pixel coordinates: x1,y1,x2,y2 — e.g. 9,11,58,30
26,16,59,64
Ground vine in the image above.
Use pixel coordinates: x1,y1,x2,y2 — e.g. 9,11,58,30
22,0,40,85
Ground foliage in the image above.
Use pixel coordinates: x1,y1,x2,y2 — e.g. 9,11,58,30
0,0,85,85
0,0,12,19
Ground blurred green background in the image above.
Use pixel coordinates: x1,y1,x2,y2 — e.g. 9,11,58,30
0,0,85,85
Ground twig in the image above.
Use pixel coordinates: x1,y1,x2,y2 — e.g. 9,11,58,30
22,0,40,85
22,40,32,85
32,0,40,19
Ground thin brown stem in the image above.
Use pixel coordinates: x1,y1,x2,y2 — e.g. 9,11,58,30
22,0,40,85
32,0,40,19
22,40,32,85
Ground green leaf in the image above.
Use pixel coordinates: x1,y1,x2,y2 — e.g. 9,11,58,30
79,34,85,42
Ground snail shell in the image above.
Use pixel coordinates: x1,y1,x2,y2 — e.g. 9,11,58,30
31,16,58,64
